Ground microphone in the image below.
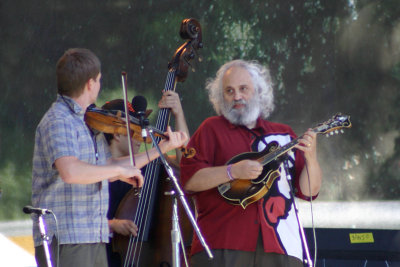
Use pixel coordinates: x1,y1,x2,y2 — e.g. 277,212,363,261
23,205,52,215
131,95,149,139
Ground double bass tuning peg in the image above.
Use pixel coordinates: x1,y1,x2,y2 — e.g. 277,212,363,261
184,56,196,73
186,49,203,72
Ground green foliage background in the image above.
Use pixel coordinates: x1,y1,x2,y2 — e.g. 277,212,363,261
1,0,400,220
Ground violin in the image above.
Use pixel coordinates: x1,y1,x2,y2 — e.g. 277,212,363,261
85,105,166,143
85,105,196,158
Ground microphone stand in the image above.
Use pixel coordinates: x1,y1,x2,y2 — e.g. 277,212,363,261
38,214,53,267
146,128,213,266
282,155,312,267
164,190,183,267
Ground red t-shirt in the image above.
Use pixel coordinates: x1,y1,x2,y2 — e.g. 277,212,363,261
180,116,309,261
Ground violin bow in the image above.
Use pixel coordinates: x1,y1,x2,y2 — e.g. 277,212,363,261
121,71,136,166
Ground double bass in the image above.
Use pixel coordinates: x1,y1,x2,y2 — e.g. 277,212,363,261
112,18,203,267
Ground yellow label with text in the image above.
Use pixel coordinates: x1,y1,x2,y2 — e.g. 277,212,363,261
349,232,374,244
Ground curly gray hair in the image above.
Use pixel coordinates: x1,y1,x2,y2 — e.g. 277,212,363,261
206,59,275,119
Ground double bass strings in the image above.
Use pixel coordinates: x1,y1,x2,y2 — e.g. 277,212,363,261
134,71,176,265
124,70,176,267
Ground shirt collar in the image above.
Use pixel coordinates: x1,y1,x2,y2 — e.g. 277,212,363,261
223,115,263,131
57,94,85,116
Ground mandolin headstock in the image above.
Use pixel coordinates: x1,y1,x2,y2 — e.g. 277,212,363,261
314,113,352,137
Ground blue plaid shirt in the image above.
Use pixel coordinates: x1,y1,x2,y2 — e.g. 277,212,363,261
31,94,111,246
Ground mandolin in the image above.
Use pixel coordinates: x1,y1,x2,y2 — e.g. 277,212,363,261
217,113,352,209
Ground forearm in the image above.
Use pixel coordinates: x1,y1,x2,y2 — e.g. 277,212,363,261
112,142,177,169
295,129,322,197
184,166,232,192
298,157,322,197
174,113,190,143
174,113,190,162
133,145,171,168
56,157,123,184
184,159,263,192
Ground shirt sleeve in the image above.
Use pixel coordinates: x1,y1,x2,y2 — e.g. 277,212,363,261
42,117,80,166
180,120,217,188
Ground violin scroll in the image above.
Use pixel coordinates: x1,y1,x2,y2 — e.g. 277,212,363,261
181,146,196,158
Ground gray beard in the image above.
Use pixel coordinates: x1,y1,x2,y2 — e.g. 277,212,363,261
221,97,260,127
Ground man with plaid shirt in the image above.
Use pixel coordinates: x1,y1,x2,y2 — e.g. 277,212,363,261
31,48,187,267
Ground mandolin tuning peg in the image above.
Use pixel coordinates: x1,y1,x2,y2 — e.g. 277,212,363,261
335,130,339,134
326,134,330,138
340,129,344,134
330,132,334,136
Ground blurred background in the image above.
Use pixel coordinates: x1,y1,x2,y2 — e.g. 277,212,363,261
1,0,400,263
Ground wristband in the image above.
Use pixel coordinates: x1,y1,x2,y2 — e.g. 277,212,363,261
227,164,235,181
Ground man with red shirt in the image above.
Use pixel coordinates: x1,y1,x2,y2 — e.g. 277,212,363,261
180,59,322,267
